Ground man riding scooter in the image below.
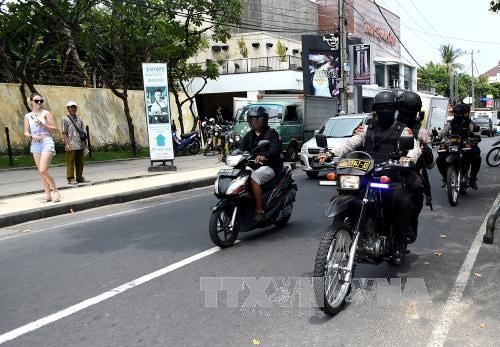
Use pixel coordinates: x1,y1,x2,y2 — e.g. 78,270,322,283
240,106,282,222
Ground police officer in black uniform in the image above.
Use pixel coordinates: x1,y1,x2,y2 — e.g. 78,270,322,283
321,91,421,264
437,103,481,190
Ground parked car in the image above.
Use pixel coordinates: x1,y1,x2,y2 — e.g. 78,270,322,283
300,113,372,178
473,116,494,137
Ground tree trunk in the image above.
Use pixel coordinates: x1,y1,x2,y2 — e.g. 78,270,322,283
110,87,137,155
171,88,185,134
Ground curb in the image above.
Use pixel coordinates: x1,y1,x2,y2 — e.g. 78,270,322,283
0,176,216,228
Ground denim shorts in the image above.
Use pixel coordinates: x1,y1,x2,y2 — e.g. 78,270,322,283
30,136,56,154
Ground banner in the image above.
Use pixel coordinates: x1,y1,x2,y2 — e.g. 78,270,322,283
142,63,174,161
306,50,340,97
353,45,371,85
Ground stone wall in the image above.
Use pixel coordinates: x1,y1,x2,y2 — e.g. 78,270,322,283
0,83,196,150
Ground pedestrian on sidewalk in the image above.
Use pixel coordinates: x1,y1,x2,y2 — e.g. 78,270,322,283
23,92,61,202
61,101,90,185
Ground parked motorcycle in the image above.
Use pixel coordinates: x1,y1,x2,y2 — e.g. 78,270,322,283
312,134,415,315
171,121,201,155
209,141,297,248
437,134,475,206
486,140,500,167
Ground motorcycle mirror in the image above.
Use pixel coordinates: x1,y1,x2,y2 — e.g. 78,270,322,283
398,136,414,151
315,133,328,149
472,125,480,132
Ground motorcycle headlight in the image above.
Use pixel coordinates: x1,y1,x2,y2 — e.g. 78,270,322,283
448,145,459,152
339,175,360,190
225,154,243,167
234,135,241,142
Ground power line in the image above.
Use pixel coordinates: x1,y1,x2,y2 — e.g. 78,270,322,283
372,0,422,68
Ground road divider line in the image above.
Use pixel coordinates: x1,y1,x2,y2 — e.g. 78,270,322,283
428,191,500,347
0,246,222,344
0,191,211,241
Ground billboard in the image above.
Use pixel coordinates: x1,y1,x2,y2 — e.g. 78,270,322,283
353,44,371,85
306,50,340,97
142,63,174,161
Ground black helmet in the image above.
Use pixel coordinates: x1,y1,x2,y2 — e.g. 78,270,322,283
247,106,269,130
372,91,397,128
397,91,422,114
372,91,397,111
452,103,470,115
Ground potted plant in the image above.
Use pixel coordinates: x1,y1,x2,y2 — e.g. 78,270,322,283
237,36,248,72
276,39,288,69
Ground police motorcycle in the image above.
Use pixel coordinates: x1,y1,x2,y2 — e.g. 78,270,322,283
312,134,415,315
209,140,297,248
437,132,479,206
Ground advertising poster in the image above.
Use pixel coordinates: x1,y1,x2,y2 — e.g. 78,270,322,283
353,45,371,85
306,50,340,98
142,63,174,161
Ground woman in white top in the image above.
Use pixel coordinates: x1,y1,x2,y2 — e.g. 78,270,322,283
23,93,61,202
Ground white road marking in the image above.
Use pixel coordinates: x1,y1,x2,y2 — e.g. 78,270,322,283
0,245,223,344
427,191,500,347
0,191,211,241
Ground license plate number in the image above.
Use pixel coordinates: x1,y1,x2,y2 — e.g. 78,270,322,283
337,159,371,171
218,168,240,176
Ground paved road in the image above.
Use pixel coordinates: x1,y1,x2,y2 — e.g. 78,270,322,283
0,138,499,346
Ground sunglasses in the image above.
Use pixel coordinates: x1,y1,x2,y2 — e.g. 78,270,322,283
33,99,44,104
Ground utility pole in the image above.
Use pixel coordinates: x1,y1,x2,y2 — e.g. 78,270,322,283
339,0,348,112
465,50,479,108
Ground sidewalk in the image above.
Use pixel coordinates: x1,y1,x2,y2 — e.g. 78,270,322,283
0,154,226,228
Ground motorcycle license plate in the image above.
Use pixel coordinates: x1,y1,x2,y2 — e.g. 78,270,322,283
218,168,240,177
337,159,371,171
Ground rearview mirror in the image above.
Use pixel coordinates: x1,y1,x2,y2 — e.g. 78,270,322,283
315,134,328,149
399,136,414,151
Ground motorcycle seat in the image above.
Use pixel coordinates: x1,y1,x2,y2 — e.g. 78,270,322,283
180,131,198,139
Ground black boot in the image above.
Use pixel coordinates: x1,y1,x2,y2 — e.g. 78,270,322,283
469,177,478,190
406,222,418,244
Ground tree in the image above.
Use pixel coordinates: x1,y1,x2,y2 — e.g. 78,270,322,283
275,39,287,63
439,44,463,75
490,0,500,12
418,62,449,96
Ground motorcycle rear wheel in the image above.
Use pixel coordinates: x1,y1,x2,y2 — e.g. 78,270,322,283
486,147,500,167
313,223,352,316
209,208,239,248
446,166,459,206
188,140,201,155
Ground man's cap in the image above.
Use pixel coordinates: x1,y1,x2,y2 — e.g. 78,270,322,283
66,101,78,107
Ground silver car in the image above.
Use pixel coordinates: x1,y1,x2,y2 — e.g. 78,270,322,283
300,113,372,178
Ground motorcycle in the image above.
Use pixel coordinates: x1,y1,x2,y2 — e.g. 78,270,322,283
437,134,475,206
486,140,500,167
172,121,201,155
209,140,298,248
312,134,415,316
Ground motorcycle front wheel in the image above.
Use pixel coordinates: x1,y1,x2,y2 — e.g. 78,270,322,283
446,166,459,206
209,207,239,248
313,223,352,316
486,147,500,167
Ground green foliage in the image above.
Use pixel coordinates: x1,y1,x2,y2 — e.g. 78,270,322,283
275,39,287,62
490,1,500,12
439,44,463,75
237,36,248,58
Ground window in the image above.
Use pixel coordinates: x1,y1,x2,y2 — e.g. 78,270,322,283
375,63,385,87
319,117,365,138
284,106,298,122
238,104,284,123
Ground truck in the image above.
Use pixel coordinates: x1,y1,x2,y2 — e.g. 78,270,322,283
470,108,498,137
232,94,338,161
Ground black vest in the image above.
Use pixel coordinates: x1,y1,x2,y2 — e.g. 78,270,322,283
364,122,406,163
450,118,471,138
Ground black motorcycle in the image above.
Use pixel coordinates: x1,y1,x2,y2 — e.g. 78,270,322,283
312,134,415,315
437,134,474,206
486,140,500,167
209,141,297,248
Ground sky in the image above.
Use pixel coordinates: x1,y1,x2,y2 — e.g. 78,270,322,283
375,0,500,75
